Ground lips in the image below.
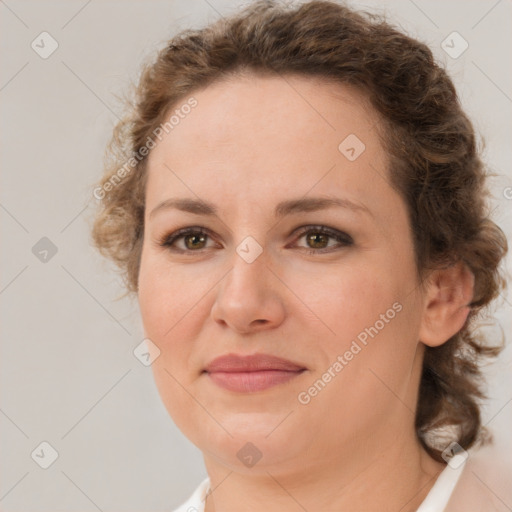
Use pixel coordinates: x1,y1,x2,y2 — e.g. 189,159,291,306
204,353,307,392
204,353,306,373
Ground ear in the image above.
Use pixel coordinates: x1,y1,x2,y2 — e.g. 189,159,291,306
419,261,475,347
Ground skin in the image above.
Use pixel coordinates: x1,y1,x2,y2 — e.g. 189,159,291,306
138,73,474,511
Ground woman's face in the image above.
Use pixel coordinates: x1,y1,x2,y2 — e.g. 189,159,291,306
138,74,427,473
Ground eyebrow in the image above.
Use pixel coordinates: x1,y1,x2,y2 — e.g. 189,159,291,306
149,196,372,219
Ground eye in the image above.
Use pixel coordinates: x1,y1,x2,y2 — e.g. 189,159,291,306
158,227,219,253
292,225,353,254
158,225,353,255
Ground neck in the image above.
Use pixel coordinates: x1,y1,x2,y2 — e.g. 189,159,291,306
203,430,446,512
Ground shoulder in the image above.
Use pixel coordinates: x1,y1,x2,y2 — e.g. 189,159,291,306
445,444,512,512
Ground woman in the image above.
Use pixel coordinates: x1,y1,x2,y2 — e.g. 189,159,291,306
91,1,509,510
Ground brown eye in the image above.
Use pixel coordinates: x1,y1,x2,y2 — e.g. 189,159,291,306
306,232,330,249
294,226,353,254
184,233,207,250
159,227,217,253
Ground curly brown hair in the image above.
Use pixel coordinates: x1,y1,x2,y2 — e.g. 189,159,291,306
91,0,508,462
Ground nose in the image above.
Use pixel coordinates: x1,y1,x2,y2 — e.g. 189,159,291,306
210,249,286,334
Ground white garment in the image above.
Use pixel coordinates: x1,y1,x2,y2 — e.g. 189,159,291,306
415,454,468,512
173,477,209,512
172,455,468,512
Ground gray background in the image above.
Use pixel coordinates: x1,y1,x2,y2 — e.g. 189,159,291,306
1,0,511,510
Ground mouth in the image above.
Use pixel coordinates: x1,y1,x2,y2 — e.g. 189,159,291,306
203,353,307,393
206,369,306,392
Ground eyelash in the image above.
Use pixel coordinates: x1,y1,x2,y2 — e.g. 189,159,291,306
158,225,353,255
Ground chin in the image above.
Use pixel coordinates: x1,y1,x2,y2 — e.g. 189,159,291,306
195,414,309,470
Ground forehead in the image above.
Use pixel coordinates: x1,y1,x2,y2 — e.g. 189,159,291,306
145,73,392,214
156,73,379,150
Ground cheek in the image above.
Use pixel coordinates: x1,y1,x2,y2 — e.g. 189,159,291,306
137,248,209,342
137,251,209,429
286,253,421,392
137,248,225,392
137,254,196,395
285,258,402,342
313,267,421,408
292,267,420,435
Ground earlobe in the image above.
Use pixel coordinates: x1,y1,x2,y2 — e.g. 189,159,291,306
419,261,475,347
